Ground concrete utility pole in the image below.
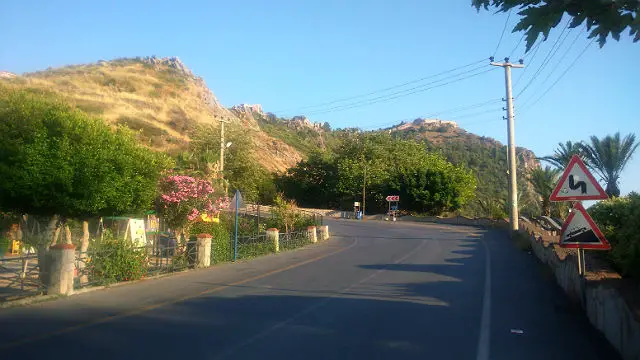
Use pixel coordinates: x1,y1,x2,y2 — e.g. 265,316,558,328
219,118,228,173
362,163,367,220
490,57,524,233
219,118,231,194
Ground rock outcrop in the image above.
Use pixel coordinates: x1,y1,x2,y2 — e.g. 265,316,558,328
0,71,17,79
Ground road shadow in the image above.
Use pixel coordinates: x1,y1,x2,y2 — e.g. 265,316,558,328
0,235,621,360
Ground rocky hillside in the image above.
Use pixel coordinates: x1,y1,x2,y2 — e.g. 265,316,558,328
0,56,538,204
389,118,538,171
0,57,302,171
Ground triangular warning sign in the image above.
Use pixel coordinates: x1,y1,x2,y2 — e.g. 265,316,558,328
550,155,608,201
560,202,610,250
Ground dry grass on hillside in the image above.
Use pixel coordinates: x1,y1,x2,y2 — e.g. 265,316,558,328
0,59,302,171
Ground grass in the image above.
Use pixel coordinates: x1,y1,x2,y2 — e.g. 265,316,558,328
74,98,108,115
257,119,322,156
117,115,168,137
236,241,275,260
3,58,303,171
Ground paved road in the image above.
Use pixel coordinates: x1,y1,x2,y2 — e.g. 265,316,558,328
0,219,619,360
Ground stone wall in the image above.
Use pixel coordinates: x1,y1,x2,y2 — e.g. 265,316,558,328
522,224,640,360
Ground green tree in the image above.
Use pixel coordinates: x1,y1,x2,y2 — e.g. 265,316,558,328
540,141,583,168
184,124,275,203
0,86,171,284
387,154,477,215
527,166,561,216
590,193,640,278
579,132,638,197
276,151,338,208
473,0,640,50
277,131,477,215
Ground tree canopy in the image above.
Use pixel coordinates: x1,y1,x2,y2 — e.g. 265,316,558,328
579,132,638,197
277,132,477,215
0,86,172,218
473,0,640,50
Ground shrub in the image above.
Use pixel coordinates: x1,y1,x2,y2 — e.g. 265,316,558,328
189,220,232,263
590,193,640,278
0,236,10,256
88,233,148,284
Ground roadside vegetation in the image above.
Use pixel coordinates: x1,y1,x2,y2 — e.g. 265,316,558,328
535,133,639,278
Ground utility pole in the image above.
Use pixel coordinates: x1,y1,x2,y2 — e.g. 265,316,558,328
219,118,230,194
490,57,524,233
219,118,228,173
362,163,367,220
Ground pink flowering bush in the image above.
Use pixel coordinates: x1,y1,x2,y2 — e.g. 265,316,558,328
158,174,229,238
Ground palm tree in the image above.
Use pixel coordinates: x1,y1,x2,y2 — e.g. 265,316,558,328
528,166,561,216
579,133,638,197
539,141,583,168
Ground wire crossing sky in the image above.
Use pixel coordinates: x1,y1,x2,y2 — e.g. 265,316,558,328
1,0,638,194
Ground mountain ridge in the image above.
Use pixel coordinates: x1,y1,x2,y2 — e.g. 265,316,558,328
0,56,539,212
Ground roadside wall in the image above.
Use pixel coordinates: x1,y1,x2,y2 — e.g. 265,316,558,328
522,224,640,360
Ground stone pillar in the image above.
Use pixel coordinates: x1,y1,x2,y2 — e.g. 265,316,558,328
307,226,317,243
195,234,212,268
267,228,279,253
318,225,329,241
48,244,76,296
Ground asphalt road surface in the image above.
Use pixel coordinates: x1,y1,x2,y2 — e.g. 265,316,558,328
0,219,620,360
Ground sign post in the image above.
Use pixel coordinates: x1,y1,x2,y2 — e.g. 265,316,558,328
385,195,399,221
550,155,610,276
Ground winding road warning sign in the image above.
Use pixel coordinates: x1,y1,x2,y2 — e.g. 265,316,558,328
550,155,608,201
560,202,610,250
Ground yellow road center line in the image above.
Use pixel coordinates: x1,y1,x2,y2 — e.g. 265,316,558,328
0,238,359,350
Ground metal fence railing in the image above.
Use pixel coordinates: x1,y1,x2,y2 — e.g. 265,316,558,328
0,254,43,301
2,211,322,301
279,231,314,252
74,241,201,290
235,234,273,260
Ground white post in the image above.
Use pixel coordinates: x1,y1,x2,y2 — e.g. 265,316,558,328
318,225,329,241
195,234,212,268
48,244,75,295
267,228,279,253
307,226,317,243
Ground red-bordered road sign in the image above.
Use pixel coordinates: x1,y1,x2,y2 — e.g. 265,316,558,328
559,202,611,250
550,155,608,201
386,195,399,202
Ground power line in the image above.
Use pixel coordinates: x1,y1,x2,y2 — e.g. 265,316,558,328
493,10,512,57
537,29,584,88
306,66,498,116
513,40,543,87
516,21,572,97
425,98,502,118
274,58,487,114
360,98,502,131
509,33,525,58
451,107,503,120
520,40,594,113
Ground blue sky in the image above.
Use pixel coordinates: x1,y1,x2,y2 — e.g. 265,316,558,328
2,0,638,195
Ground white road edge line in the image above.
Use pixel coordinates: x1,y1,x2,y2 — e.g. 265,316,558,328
476,237,492,360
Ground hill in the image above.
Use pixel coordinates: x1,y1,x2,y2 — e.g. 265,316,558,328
0,57,302,172
388,118,539,216
1,56,539,215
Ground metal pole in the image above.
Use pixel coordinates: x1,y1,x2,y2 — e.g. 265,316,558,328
362,163,366,220
219,120,225,173
577,248,583,276
257,204,261,233
491,58,524,233
234,190,239,262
